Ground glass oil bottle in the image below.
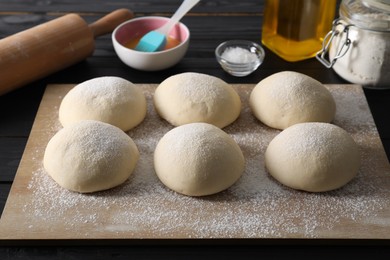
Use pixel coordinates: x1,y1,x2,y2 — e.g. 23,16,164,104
261,0,337,62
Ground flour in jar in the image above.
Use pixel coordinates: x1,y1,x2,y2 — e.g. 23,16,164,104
331,25,390,87
330,1,390,88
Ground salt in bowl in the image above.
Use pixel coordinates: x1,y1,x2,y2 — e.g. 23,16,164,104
215,40,265,77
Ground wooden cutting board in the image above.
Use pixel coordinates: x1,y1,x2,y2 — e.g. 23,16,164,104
1,84,390,242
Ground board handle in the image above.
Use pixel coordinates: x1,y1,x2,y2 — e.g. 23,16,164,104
89,8,134,38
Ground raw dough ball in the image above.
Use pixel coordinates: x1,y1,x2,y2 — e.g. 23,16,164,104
154,122,245,196
43,120,139,193
265,122,360,192
249,71,336,130
59,76,147,131
153,72,241,128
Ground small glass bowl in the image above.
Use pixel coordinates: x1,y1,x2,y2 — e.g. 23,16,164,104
215,40,265,77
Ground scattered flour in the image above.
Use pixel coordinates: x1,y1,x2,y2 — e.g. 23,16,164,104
18,84,390,239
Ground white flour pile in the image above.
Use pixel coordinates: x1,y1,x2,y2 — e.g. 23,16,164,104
20,85,390,239
331,2,390,87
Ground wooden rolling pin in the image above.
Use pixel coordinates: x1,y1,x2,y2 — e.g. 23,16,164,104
0,9,134,96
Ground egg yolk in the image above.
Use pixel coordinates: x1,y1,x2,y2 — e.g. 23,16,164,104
124,36,181,51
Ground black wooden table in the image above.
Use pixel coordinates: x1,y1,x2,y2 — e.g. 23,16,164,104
1,0,390,258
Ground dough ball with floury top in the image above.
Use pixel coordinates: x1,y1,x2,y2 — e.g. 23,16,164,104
153,72,241,128
154,122,245,196
59,76,147,131
249,71,336,130
265,122,360,192
43,120,139,193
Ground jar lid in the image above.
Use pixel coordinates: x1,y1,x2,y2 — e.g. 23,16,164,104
340,0,390,31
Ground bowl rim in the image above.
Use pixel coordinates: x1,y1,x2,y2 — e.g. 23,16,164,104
112,16,190,55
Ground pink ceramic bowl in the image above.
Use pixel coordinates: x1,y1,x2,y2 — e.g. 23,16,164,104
112,16,190,71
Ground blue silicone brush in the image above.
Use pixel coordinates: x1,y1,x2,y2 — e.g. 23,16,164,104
135,0,200,52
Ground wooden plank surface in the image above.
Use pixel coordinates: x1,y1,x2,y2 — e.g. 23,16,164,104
1,83,389,241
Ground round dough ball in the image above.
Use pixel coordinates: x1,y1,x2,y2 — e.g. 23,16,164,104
59,76,147,131
153,72,241,128
249,71,336,130
154,122,245,196
43,120,139,193
265,122,360,192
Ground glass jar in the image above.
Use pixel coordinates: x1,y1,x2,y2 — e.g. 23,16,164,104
316,0,390,89
261,0,336,62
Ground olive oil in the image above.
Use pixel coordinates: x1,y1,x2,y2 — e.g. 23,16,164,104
125,36,181,51
261,0,336,62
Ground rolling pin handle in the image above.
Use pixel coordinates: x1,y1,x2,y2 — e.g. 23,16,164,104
89,8,134,38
